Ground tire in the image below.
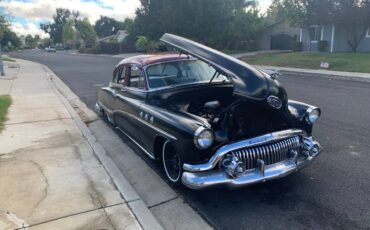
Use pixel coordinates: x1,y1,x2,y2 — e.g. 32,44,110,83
162,140,183,184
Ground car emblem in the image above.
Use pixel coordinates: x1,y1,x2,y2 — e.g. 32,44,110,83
267,96,282,109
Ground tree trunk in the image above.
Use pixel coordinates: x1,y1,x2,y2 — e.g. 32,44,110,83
346,26,368,53
0,44,4,76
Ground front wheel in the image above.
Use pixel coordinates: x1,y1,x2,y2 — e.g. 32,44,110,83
162,141,183,184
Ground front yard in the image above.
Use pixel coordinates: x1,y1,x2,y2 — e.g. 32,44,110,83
0,95,12,132
242,52,370,73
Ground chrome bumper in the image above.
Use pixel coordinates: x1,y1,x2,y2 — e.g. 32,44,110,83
181,129,322,190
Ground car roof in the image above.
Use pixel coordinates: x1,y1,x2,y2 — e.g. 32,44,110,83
116,53,195,67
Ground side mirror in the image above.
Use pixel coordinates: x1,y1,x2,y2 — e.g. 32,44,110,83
260,68,282,80
270,70,282,80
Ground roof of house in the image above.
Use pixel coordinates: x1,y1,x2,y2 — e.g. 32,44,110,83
98,30,129,43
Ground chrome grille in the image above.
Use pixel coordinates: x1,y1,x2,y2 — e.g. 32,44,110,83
231,136,301,170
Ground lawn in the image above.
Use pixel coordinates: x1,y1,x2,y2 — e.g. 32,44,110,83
0,95,12,132
2,55,15,62
242,52,370,73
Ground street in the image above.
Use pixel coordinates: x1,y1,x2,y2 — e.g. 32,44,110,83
10,50,370,230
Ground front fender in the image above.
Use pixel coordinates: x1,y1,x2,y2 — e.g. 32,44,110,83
139,103,209,163
288,100,320,135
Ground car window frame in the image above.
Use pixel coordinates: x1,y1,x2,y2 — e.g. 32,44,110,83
111,65,127,88
126,64,147,91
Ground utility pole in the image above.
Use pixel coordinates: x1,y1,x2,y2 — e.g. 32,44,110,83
0,44,4,76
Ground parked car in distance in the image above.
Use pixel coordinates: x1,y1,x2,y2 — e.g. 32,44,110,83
95,33,322,189
45,47,56,52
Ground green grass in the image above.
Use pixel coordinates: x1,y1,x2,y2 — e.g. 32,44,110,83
2,55,15,62
222,49,251,55
0,95,12,132
242,52,370,73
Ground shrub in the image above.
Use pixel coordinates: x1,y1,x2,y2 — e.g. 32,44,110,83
318,40,328,52
292,42,303,52
135,36,159,53
78,45,86,53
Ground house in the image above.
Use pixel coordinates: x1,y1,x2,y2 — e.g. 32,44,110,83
98,30,129,43
257,20,300,50
300,25,370,52
97,30,136,54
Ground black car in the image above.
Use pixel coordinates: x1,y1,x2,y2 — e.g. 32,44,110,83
95,33,322,189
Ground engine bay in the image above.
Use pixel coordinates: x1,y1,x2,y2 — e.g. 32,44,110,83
164,86,290,143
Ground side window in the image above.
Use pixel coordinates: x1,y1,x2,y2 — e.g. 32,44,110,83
128,65,145,89
113,66,126,85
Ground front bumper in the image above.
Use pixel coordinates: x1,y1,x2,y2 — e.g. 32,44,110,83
181,129,322,189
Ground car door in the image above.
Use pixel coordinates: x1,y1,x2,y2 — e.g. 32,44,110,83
114,64,146,141
100,65,126,121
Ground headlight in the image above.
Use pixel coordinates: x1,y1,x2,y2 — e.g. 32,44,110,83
306,107,321,124
194,127,214,149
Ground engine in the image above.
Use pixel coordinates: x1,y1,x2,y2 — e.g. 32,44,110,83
196,100,285,143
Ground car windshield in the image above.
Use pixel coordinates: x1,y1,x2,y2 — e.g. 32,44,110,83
146,60,229,89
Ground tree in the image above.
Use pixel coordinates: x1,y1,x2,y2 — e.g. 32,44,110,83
94,16,125,37
76,18,97,47
267,0,287,22
63,19,76,47
1,29,21,48
333,0,370,52
41,38,53,48
40,8,71,43
225,0,263,50
25,34,37,48
130,0,262,50
283,0,370,52
135,36,158,53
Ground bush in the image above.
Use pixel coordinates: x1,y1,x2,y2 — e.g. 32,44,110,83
78,44,100,54
135,36,159,53
78,45,86,53
292,42,303,52
318,40,328,52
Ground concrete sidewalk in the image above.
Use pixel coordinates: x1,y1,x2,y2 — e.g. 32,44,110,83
0,60,144,229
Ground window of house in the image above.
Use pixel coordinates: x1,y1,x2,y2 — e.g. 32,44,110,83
309,25,322,42
128,65,145,89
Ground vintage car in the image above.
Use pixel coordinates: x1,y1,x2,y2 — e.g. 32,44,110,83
95,33,322,189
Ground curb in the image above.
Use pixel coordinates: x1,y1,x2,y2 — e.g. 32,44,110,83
41,63,164,230
255,65,370,83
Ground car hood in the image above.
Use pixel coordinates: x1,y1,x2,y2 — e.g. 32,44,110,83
160,33,270,100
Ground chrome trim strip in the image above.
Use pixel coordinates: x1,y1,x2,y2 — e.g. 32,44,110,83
98,101,177,141
136,116,178,141
116,127,156,160
183,129,305,172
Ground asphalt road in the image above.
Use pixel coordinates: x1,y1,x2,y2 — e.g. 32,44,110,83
10,50,370,230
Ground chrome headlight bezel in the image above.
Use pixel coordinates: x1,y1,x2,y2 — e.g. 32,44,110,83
194,127,214,149
305,107,321,124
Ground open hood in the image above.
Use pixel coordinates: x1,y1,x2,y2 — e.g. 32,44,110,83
160,33,270,100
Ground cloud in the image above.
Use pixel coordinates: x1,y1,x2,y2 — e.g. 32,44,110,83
10,22,48,38
0,0,140,36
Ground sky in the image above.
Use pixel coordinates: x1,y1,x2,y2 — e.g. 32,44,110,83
0,0,272,38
